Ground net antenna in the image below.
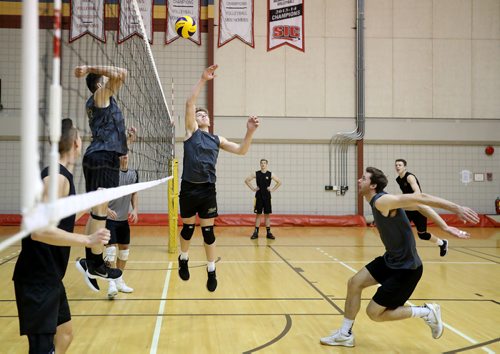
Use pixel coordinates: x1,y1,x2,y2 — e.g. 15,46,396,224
0,0,175,253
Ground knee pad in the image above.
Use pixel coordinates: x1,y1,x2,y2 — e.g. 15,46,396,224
202,226,216,245
417,232,432,240
90,212,107,221
118,249,129,261
180,224,195,241
104,245,117,262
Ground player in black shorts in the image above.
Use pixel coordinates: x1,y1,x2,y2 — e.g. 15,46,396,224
74,65,137,291
178,64,259,292
245,159,282,239
395,159,448,256
320,167,478,347
13,119,110,353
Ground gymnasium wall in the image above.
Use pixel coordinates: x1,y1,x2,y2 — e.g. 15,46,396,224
0,0,499,218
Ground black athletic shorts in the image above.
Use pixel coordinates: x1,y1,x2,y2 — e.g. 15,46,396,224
106,219,130,245
405,210,428,233
254,195,272,214
82,151,120,192
179,180,218,219
366,256,423,309
14,281,71,335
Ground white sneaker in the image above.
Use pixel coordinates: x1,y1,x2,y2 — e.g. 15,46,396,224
107,280,118,299
116,278,134,293
320,330,355,347
424,303,443,339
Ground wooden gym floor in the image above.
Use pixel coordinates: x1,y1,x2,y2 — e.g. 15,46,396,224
0,225,498,354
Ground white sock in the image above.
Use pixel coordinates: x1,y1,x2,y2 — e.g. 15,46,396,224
207,261,215,272
180,251,189,260
411,306,431,318
436,239,443,246
340,318,354,335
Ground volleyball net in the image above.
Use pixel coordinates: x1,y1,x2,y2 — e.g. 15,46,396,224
0,1,176,253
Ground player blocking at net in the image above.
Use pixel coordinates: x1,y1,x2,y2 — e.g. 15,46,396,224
178,64,259,291
74,65,137,291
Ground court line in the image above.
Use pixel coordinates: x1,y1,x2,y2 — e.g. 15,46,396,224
149,261,172,354
318,248,496,354
442,337,500,354
242,314,292,354
452,248,500,264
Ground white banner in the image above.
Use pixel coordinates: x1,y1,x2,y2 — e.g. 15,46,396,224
118,0,154,44
218,0,254,48
166,0,201,45
70,0,105,43
268,0,304,52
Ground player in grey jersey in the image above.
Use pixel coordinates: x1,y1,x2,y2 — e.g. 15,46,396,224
105,154,139,299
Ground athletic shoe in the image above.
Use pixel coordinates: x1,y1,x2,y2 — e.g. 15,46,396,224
116,278,134,293
178,256,190,281
87,260,122,280
75,258,100,292
424,303,444,339
439,239,448,257
266,232,275,240
250,231,258,240
108,280,118,300
207,269,217,292
320,330,355,347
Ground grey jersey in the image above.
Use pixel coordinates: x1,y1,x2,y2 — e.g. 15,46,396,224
370,192,422,269
108,169,139,221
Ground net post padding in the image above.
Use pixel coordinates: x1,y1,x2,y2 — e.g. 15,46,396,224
167,158,179,253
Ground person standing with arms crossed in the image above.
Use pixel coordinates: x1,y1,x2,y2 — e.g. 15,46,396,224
395,159,448,256
105,154,138,299
74,64,136,291
320,167,478,347
245,159,282,239
178,64,260,292
13,118,110,354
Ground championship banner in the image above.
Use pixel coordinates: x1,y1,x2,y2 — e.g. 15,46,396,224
166,0,201,45
267,0,304,52
70,0,105,43
118,0,154,44
218,0,254,48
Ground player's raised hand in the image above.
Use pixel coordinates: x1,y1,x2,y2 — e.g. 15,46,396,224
74,65,88,78
87,228,111,247
202,64,218,81
247,115,260,132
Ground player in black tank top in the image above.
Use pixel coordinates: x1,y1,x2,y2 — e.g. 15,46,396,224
12,119,110,353
320,166,478,347
245,159,282,239
395,159,448,257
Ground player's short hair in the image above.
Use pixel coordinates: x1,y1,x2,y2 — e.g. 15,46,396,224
260,159,268,164
195,107,209,115
86,73,102,93
395,158,407,166
366,167,388,193
59,118,78,154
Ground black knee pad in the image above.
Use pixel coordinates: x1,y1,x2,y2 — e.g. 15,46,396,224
180,224,195,241
417,232,432,240
27,333,55,354
202,226,216,245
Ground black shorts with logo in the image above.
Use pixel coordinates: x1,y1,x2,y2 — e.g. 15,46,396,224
82,151,120,192
366,256,423,309
14,280,71,335
179,180,218,219
106,219,131,245
405,210,428,233
254,194,272,214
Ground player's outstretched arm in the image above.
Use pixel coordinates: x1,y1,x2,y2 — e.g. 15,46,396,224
32,227,110,247
219,116,259,155
417,205,470,239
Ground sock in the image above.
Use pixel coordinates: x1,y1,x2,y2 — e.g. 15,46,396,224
340,318,354,336
411,306,431,318
436,239,444,246
266,227,271,234
180,251,189,260
254,227,259,234
207,261,215,272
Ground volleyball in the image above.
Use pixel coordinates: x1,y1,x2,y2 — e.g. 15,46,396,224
175,16,197,39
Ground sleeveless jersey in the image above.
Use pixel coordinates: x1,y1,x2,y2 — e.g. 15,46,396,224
369,192,422,269
396,172,422,194
13,164,76,283
85,96,128,157
108,169,139,221
182,129,220,183
255,170,272,199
